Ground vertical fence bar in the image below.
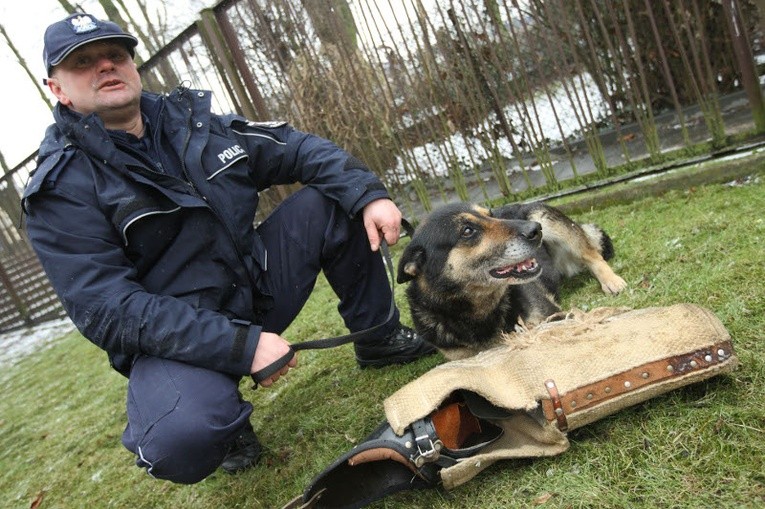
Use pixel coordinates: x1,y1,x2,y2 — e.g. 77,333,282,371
660,0,714,142
722,0,765,132
543,0,609,175
643,0,691,147
607,0,661,158
573,0,633,166
510,15,557,185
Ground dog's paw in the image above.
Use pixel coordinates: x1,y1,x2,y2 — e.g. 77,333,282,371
601,274,627,295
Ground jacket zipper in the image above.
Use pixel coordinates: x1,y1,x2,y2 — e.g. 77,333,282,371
177,94,266,292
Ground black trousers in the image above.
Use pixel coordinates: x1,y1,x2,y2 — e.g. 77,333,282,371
121,187,399,483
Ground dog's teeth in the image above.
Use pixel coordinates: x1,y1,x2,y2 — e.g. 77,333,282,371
513,258,537,273
492,258,538,278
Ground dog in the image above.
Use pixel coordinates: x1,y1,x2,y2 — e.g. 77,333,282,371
397,202,627,359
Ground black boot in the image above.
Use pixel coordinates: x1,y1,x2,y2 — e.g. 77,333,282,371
355,324,437,368
220,423,262,474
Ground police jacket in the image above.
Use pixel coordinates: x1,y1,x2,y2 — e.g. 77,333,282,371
23,87,390,377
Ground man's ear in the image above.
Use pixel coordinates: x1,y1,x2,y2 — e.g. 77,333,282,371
46,77,72,106
397,244,425,283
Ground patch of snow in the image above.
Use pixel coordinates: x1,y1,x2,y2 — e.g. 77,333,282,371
0,317,75,370
391,73,608,181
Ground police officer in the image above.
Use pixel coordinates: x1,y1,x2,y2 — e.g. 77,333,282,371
24,13,435,484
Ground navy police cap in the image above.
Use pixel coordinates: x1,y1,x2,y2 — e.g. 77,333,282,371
43,13,138,75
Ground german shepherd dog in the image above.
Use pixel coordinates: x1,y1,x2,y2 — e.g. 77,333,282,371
397,202,627,359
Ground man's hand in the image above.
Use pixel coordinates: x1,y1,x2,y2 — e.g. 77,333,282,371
362,198,403,251
251,332,297,387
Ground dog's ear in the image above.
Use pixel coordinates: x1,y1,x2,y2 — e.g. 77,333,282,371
397,243,426,283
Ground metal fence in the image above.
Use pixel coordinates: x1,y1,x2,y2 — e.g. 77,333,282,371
134,0,765,214
0,0,762,331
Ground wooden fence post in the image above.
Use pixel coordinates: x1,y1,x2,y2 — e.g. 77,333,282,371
214,8,271,121
196,8,259,120
0,258,31,326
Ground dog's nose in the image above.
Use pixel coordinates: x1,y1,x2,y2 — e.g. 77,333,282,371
519,222,542,242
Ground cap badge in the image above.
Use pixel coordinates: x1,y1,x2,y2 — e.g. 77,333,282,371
70,15,98,34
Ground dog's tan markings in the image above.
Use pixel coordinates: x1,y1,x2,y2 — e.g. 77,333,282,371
580,223,627,294
402,261,419,278
528,210,627,295
445,243,507,298
445,214,497,275
440,346,485,361
412,273,432,297
482,214,513,244
438,210,514,313
583,253,627,294
447,209,541,292
461,283,508,319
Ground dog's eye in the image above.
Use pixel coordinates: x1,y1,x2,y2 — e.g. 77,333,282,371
461,226,476,238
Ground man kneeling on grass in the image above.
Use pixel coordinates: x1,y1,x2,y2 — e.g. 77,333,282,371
23,13,434,484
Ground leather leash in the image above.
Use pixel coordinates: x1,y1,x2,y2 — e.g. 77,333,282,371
290,239,397,352
251,220,412,387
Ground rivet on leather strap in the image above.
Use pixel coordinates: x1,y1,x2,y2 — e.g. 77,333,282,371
541,340,733,428
544,379,568,431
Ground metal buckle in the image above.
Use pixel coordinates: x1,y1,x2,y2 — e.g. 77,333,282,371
413,435,443,467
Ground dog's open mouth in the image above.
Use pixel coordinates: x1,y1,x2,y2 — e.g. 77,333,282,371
489,258,540,279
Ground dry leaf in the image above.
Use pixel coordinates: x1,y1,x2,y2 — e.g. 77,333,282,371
30,490,45,509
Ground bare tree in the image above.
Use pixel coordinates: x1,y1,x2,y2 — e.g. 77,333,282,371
0,23,52,113
290,0,398,171
526,0,761,113
301,0,358,48
112,0,181,56
57,0,80,13
97,0,131,34
55,0,198,61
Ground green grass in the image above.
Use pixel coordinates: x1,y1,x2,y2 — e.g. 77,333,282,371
2,173,764,509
